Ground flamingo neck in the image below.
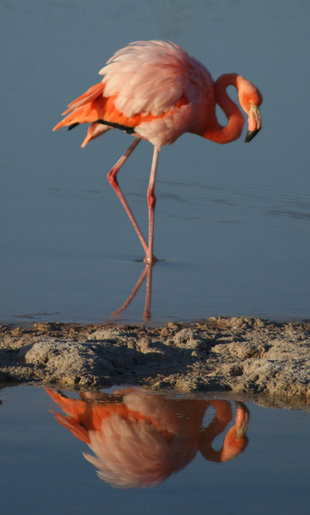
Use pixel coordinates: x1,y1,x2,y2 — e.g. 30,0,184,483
204,73,245,144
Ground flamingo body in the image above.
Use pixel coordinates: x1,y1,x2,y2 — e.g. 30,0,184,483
54,41,216,148
46,388,249,488
53,40,262,263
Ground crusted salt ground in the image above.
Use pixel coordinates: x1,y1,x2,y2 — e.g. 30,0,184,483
0,317,309,408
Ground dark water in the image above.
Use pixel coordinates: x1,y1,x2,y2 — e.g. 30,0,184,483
0,0,309,323
0,385,309,515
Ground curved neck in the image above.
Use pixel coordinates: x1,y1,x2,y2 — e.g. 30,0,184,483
204,73,244,144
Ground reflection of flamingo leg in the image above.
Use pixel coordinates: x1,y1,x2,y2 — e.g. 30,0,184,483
143,264,153,320
112,265,148,318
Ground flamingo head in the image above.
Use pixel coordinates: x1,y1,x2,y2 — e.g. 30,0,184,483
244,101,262,142
236,76,262,142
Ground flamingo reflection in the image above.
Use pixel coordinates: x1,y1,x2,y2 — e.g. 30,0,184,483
46,388,249,488
112,264,153,321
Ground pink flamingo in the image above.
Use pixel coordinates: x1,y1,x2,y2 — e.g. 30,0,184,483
46,388,250,488
53,40,262,264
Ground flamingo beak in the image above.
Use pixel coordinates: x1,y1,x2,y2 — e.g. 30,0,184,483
234,402,250,437
245,104,261,143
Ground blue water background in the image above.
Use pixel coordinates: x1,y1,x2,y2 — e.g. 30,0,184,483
0,386,309,515
0,0,309,323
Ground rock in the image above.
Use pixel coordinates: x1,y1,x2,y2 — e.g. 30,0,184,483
0,317,309,408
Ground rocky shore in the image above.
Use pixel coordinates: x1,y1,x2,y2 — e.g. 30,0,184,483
1,317,309,408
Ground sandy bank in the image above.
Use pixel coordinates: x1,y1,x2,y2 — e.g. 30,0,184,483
0,317,309,408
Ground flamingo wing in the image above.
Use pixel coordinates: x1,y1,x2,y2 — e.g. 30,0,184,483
53,41,214,148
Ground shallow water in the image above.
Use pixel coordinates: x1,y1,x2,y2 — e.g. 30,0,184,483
1,0,310,323
0,385,309,515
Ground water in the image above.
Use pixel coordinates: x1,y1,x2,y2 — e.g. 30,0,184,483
1,5,309,512
1,4,309,510
0,0,309,323
0,385,309,515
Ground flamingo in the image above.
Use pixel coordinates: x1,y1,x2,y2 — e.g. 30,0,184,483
53,40,262,264
46,388,250,488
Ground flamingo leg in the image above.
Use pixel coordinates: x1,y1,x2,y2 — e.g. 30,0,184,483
107,138,148,256
145,147,159,264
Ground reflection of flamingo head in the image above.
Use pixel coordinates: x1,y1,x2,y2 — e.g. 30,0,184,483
217,402,249,462
199,401,250,463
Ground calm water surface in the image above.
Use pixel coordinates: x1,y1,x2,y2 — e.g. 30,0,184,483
0,385,309,515
1,4,309,511
1,0,309,323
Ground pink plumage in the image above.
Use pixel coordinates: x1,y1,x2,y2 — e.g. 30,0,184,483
53,40,262,263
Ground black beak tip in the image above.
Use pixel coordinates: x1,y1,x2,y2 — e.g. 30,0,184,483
244,128,260,143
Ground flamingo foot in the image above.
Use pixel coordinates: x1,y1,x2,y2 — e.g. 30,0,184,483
144,254,157,264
